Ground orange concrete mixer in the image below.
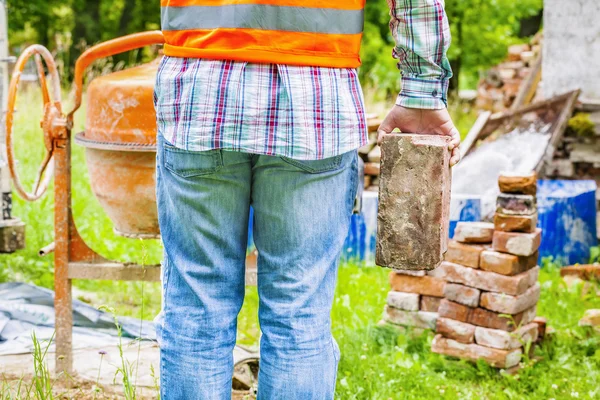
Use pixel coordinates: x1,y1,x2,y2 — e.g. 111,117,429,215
6,31,165,238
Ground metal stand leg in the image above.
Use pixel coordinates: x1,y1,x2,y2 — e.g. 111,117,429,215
54,137,73,376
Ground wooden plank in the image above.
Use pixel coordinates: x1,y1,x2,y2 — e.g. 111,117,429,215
462,90,581,171
69,262,161,281
511,53,542,111
535,90,580,174
69,259,259,286
461,111,491,158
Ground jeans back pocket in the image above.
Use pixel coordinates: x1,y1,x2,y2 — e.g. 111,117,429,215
279,155,343,174
163,143,223,178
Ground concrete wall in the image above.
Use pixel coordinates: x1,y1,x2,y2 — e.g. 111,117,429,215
543,0,600,102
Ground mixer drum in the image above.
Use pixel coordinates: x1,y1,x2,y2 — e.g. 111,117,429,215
75,61,160,238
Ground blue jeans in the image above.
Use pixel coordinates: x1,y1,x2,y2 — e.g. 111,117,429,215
155,134,358,399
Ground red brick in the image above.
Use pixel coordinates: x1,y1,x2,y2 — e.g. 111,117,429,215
498,171,537,195
431,335,522,368
444,241,486,269
376,134,451,271
474,323,539,350
443,283,481,308
469,306,537,332
389,272,446,297
559,264,600,280
480,250,538,276
383,306,438,329
420,296,443,312
579,309,600,328
453,222,495,244
386,291,420,311
496,193,536,215
492,229,542,256
533,316,547,342
435,262,539,296
480,283,541,314
438,299,474,323
507,44,530,61
436,317,476,344
494,212,538,233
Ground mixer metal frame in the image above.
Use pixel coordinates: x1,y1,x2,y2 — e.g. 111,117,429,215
52,134,257,373
52,131,164,373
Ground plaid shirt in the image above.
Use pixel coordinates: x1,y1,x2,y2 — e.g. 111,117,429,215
155,0,452,160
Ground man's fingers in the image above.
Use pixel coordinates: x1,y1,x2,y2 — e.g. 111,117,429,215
447,126,461,150
377,129,391,145
449,147,461,167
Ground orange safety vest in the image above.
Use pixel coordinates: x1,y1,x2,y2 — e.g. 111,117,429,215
161,0,365,68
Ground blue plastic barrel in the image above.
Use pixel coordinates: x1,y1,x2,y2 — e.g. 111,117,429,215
449,195,482,239
341,191,378,265
537,180,597,265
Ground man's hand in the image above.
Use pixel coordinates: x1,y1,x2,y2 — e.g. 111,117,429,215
377,106,461,166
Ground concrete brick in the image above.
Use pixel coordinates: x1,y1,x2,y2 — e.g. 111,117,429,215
420,296,443,312
469,306,537,332
443,283,481,308
386,291,420,311
383,306,438,330
436,317,476,344
480,283,541,314
431,335,523,369
480,250,538,276
498,172,537,196
496,193,536,215
444,241,485,269
389,272,446,297
474,323,539,350
492,229,542,256
376,134,451,271
438,299,474,323
453,222,495,244
436,262,539,296
494,212,538,233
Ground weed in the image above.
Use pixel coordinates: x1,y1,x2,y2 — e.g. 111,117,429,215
31,331,54,400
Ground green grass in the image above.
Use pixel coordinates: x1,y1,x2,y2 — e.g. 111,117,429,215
2,90,600,399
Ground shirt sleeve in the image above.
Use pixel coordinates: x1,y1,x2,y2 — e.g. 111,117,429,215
388,0,453,109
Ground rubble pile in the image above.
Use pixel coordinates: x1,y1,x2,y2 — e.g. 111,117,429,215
476,33,542,113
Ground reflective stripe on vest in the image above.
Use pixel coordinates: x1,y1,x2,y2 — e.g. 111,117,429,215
161,0,365,68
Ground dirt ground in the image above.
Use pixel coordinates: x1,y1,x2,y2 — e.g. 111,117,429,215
0,342,256,399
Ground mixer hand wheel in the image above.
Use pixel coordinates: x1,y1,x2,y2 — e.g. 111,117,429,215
5,45,66,201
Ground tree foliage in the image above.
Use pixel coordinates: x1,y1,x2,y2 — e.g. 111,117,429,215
6,0,542,93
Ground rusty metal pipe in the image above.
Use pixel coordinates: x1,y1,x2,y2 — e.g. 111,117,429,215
39,242,55,256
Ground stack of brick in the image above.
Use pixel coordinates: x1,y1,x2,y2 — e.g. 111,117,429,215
380,269,446,331
431,172,542,369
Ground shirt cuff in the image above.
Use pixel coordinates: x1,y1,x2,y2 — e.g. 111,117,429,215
396,76,449,110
